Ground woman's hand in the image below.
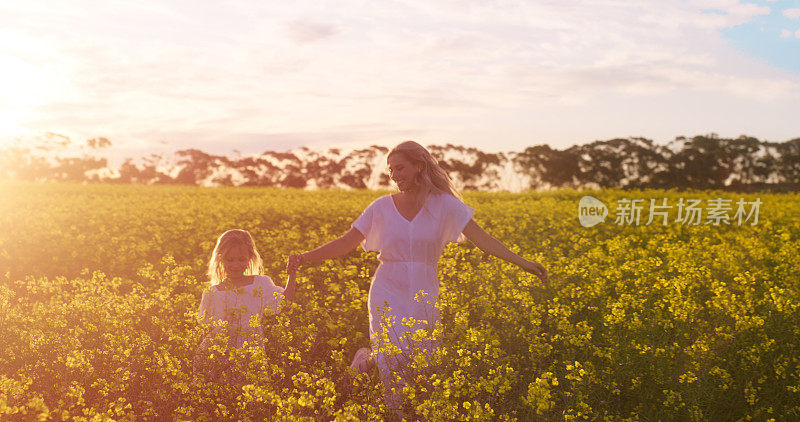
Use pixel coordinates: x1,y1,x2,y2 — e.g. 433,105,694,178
286,253,305,274
520,260,548,286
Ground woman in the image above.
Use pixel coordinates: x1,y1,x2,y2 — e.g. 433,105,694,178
286,141,547,411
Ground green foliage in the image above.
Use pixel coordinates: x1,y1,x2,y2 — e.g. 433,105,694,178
1,182,799,420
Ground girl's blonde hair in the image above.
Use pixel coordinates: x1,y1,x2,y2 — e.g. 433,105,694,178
388,141,463,207
206,229,263,285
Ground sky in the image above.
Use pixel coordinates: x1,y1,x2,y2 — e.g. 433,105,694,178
1,0,799,165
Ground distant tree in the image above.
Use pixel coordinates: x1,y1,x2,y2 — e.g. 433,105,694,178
282,173,307,188
430,143,503,190
776,138,800,186
0,133,109,182
339,172,368,189
575,139,625,188
212,174,235,186
175,149,216,185
722,136,764,190
341,146,391,189
515,144,580,189
0,145,51,181
118,158,161,184
236,156,279,187
3,134,798,191
52,156,108,182
574,137,672,189
87,137,112,149
304,154,345,188
667,135,732,189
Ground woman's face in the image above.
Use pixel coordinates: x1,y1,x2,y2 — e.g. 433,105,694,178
388,153,421,192
221,244,249,277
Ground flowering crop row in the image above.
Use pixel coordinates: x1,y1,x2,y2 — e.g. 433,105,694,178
1,182,798,420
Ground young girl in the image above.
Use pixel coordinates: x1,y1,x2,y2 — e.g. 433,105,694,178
194,229,297,382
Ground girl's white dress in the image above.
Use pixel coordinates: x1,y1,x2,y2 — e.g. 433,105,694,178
352,192,474,407
196,275,285,349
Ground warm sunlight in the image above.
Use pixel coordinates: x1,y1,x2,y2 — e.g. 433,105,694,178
0,117,21,148
0,108,24,148
0,50,68,145
2,1,799,419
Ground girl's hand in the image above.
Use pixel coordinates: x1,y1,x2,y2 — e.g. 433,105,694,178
286,253,305,273
520,260,548,286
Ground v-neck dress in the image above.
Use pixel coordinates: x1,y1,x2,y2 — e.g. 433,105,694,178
351,192,474,401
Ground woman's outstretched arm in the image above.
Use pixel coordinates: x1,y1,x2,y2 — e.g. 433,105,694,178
286,227,365,272
461,219,549,285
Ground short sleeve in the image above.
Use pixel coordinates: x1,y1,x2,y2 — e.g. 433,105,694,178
351,197,383,252
441,195,474,244
255,275,286,315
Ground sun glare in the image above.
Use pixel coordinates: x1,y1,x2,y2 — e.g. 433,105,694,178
0,40,71,147
0,56,38,145
0,112,25,148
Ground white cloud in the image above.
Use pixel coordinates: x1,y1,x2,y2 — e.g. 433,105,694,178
797,28,800,38
781,29,793,38
1,0,798,153
685,0,770,26
283,20,339,44
783,8,800,19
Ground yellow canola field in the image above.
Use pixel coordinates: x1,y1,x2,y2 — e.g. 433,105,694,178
0,182,798,421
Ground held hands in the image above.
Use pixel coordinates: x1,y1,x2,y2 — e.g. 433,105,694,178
284,253,302,305
520,259,549,286
286,253,306,274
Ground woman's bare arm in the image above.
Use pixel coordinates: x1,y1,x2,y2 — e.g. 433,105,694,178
286,227,365,271
462,219,548,284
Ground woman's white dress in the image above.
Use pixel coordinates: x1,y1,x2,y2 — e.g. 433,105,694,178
351,192,474,406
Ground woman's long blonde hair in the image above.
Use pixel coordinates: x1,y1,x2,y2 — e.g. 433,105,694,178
206,229,263,285
388,141,463,208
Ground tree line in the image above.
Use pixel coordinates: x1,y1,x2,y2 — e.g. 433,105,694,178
1,133,798,191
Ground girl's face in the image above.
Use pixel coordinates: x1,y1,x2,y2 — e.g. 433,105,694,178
388,153,421,192
221,244,249,277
